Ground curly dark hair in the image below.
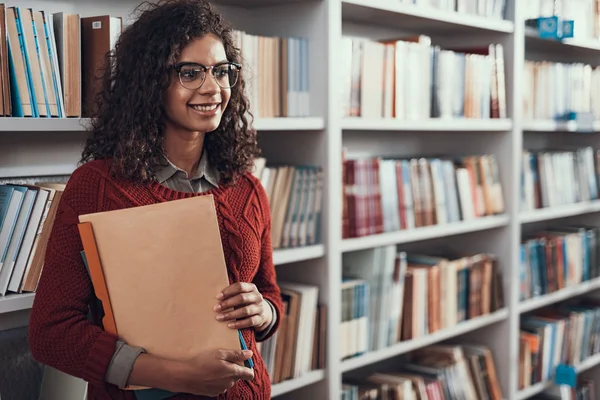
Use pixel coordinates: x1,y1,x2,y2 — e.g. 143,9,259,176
81,0,259,185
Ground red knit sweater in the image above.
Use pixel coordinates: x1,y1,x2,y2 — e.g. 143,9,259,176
28,159,283,400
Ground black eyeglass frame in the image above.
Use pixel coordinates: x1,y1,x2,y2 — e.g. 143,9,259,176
171,61,242,90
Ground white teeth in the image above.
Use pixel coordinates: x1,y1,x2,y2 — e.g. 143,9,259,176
191,104,219,112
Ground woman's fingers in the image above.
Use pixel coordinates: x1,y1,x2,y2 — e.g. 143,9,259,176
216,303,264,326
214,290,263,312
217,282,257,300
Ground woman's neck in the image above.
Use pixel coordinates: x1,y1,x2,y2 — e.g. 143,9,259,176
162,129,206,177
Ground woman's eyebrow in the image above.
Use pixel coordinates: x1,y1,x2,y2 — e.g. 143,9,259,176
178,59,230,66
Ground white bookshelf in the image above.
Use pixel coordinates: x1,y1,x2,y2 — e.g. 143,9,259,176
342,118,513,132
272,245,325,265
0,117,325,132
522,119,600,133
341,0,514,33
340,215,509,252
518,277,600,314
520,201,600,224
0,293,35,314
515,352,600,399
3,0,600,399
340,309,509,373
271,369,326,398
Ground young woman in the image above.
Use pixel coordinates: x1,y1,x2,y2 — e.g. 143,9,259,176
28,0,282,398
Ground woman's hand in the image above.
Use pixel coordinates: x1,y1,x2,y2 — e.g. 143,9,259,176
214,282,273,332
129,349,254,396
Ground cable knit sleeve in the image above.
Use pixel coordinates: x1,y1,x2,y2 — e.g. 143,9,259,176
251,178,283,343
28,165,119,386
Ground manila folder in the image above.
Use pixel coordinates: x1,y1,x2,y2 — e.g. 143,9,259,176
78,195,240,360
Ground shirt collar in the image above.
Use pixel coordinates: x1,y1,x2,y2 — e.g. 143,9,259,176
155,148,220,187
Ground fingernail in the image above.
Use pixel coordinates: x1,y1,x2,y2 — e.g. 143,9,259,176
213,304,222,312
228,323,235,328
216,293,224,299
216,314,224,321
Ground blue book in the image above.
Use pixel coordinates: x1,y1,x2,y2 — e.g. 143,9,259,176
30,10,51,117
0,186,15,231
7,37,24,117
0,186,26,263
14,7,38,117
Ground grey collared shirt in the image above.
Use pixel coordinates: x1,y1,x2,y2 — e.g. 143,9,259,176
105,151,277,388
154,149,220,193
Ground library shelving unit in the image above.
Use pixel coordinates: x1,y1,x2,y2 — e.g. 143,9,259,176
2,1,600,400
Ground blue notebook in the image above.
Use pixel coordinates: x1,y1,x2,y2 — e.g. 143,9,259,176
133,331,253,400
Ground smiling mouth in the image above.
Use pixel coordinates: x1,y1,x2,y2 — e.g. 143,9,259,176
189,103,220,112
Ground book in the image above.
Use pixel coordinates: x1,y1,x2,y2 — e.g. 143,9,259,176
77,195,244,390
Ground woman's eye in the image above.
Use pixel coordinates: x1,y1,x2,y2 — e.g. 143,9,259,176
214,68,229,78
181,69,201,80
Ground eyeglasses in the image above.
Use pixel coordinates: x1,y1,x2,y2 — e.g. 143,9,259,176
172,61,242,90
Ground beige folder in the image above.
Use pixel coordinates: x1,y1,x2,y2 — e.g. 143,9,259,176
78,195,240,361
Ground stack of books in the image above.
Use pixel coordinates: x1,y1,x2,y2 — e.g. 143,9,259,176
0,182,64,296
519,301,600,390
342,153,504,239
0,5,123,118
523,61,600,121
520,225,600,301
524,1,600,41
234,30,310,118
342,343,503,399
253,157,323,249
520,147,599,212
341,35,506,120
341,247,504,360
256,283,326,384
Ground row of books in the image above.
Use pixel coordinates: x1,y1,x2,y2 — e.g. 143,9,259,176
532,379,596,399
519,301,600,390
252,158,323,249
520,225,600,301
340,246,504,360
0,182,64,296
341,35,507,120
341,153,505,239
341,343,503,400
256,282,325,385
523,61,600,122
524,0,600,41
520,148,599,212
0,5,122,118
233,31,310,118
399,0,506,19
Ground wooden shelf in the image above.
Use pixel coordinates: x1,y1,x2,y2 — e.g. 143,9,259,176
342,118,512,132
341,215,509,253
341,309,508,373
341,0,513,34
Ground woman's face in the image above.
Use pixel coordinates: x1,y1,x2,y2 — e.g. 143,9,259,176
163,34,232,136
